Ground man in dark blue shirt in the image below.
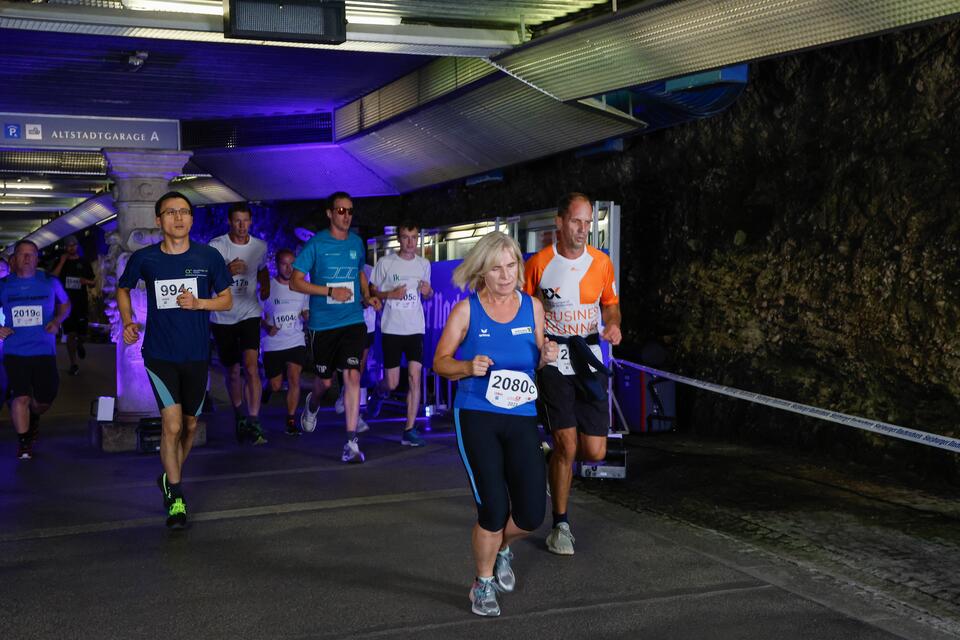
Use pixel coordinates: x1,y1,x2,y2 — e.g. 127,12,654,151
117,191,233,529
0,240,71,460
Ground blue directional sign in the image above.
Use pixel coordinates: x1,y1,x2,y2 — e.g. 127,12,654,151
0,113,179,150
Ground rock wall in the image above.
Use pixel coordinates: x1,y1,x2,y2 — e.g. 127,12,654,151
357,21,960,477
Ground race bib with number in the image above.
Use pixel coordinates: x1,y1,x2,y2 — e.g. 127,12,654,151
554,343,604,376
388,277,420,310
154,278,198,310
326,282,354,305
232,277,249,294
485,370,538,410
273,312,299,331
65,276,82,290
393,289,419,310
12,305,43,328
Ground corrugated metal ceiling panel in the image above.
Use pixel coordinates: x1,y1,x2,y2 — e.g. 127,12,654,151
44,0,608,26
340,76,639,192
335,56,496,139
0,16,512,57
345,1,608,25
495,0,960,102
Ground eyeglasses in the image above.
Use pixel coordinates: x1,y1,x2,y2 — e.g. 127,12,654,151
160,208,192,217
331,207,354,216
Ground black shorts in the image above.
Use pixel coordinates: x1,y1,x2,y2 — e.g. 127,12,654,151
211,317,261,367
62,314,88,335
308,323,366,379
538,365,610,437
454,408,546,532
263,346,307,379
382,333,424,369
366,331,375,350
3,355,59,404
144,357,209,416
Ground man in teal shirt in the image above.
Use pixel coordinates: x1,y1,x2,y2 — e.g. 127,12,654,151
291,191,381,463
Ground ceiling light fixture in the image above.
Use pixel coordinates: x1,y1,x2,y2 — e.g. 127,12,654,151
347,14,401,26
122,0,222,16
4,181,53,191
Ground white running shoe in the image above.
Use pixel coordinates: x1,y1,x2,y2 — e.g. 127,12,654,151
469,579,501,617
356,416,370,433
493,548,515,592
546,523,575,556
341,437,365,463
300,392,319,433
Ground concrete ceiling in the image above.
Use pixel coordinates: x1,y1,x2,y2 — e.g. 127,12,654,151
0,29,432,120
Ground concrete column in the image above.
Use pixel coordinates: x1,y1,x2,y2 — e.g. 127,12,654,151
102,149,192,421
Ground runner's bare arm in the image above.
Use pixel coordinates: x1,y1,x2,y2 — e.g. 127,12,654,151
180,286,232,311
533,297,558,368
433,300,491,380
204,286,233,312
289,269,329,297
51,253,67,278
258,267,270,301
372,282,406,301
45,299,71,334
360,270,382,311
418,279,433,299
260,310,276,332
600,303,622,345
116,287,140,344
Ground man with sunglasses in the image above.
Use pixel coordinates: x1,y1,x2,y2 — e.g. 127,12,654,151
291,191,381,463
117,191,233,529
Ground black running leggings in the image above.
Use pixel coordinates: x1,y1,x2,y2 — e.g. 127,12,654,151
454,408,546,532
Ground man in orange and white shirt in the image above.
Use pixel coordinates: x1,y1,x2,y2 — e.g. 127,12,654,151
523,192,622,556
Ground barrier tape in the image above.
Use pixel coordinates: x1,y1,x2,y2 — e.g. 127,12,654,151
613,359,960,454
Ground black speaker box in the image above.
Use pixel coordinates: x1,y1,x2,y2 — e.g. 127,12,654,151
137,418,162,454
224,0,346,44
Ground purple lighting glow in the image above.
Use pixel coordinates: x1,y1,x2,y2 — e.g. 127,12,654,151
190,144,399,200
0,30,431,120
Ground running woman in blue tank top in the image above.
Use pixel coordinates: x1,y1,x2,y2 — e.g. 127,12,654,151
434,232,558,618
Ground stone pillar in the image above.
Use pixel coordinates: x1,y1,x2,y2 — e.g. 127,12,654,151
102,149,192,422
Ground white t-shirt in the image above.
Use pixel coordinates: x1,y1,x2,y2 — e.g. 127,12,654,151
261,279,309,352
362,264,376,333
371,253,431,336
208,234,268,324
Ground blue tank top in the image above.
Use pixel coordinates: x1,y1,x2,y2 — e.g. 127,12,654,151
454,291,539,416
